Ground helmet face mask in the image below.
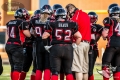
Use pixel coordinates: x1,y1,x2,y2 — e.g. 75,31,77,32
41,5,53,15
88,12,98,24
34,10,41,18
109,6,120,18
14,8,30,20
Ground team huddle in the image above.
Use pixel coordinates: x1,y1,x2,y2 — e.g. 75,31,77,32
2,2,120,80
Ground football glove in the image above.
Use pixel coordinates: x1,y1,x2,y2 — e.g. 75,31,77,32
44,45,52,52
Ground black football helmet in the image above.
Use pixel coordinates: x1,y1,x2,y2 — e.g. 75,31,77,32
53,4,62,12
14,8,30,20
55,8,67,20
41,4,53,14
109,6,120,18
34,10,41,18
108,3,118,13
88,11,98,24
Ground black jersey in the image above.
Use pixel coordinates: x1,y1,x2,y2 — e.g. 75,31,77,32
103,17,120,47
6,19,29,44
30,18,47,41
90,24,103,45
45,20,78,45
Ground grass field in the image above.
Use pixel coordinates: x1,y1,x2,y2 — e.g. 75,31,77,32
0,64,114,80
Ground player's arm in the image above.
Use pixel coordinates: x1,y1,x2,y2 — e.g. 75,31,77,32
102,17,112,39
29,20,36,37
96,25,104,41
73,22,82,45
74,31,82,45
20,21,31,37
42,22,52,45
20,21,35,43
42,32,50,39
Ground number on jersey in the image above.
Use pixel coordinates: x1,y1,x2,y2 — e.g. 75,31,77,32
35,27,42,36
7,26,16,38
115,23,120,36
55,29,72,41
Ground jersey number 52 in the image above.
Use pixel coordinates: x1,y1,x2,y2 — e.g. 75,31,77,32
55,29,72,41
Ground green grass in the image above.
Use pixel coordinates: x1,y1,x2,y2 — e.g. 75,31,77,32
0,65,114,80
0,64,33,80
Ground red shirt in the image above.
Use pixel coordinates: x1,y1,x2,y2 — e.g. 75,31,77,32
72,10,91,42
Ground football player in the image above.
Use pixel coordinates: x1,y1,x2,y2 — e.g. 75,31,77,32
42,8,82,80
88,11,103,80
5,8,33,80
19,9,35,80
102,6,120,80
30,4,52,80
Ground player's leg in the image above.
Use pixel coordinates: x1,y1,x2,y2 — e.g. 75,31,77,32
63,44,74,80
50,45,62,80
30,58,37,80
5,45,14,79
12,45,24,80
35,41,45,80
44,50,51,80
88,47,98,80
112,48,120,80
102,46,116,80
20,46,33,80
60,61,65,80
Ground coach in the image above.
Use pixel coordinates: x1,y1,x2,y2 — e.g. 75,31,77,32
66,4,91,80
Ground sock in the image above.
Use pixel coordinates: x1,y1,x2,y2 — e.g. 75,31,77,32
51,75,58,80
113,72,120,80
44,69,51,80
88,75,94,80
30,75,35,80
12,71,21,80
102,66,109,80
19,71,26,80
60,73,64,80
66,74,73,80
35,70,42,80
10,72,13,80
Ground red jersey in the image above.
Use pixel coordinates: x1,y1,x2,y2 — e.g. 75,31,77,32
72,10,91,42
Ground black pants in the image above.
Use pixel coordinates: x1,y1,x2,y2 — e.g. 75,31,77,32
36,41,50,71
22,45,33,72
102,46,120,72
5,44,24,72
88,48,98,76
50,44,73,75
